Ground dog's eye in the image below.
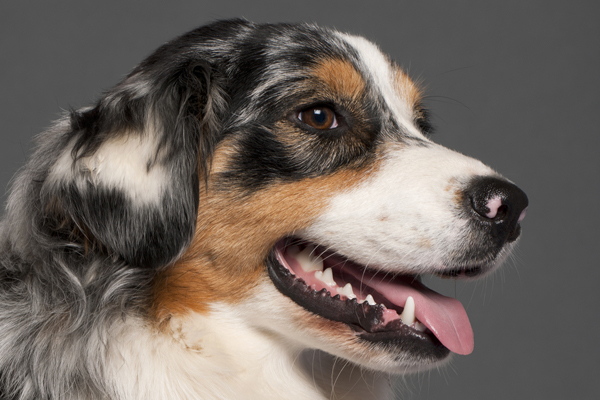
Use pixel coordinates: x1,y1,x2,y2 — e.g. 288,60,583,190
298,107,338,130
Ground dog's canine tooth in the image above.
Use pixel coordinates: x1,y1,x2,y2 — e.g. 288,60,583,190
290,245,324,273
400,296,416,325
337,283,356,300
315,267,336,287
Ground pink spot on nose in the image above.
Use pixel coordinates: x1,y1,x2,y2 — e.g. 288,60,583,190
518,207,527,223
485,196,503,219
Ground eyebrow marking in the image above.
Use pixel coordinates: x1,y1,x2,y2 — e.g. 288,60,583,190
392,65,423,109
312,58,366,101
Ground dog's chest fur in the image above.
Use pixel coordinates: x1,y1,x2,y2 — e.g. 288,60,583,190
100,309,391,400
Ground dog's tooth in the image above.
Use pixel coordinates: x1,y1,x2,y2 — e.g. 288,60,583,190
315,267,336,287
323,268,335,285
293,245,324,273
365,294,376,306
310,254,324,270
400,296,416,325
337,283,356,300
414,321,426,332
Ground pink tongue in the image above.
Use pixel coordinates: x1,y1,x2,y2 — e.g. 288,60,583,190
372,277,474,355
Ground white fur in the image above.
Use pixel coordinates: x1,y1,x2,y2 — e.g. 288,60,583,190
304,143,497,275
102,299,391,400
338,32,423,138
47,130,168,205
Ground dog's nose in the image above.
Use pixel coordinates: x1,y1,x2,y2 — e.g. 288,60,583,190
465,177,528,243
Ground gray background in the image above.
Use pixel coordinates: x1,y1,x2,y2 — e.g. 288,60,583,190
1,1,598,399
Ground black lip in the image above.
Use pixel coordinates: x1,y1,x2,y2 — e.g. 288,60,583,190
266,251,385,331
266,249,450,359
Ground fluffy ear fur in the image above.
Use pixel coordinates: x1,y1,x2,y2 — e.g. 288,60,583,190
40,55,223,269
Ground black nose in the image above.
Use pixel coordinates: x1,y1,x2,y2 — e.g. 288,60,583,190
465,176,528,243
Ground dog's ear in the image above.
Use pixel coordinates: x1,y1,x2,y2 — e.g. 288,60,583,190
42,57,224,269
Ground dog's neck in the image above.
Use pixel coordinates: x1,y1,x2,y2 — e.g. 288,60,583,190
105,310,394,400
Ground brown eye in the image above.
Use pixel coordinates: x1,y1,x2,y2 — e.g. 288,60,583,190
298,107,338,130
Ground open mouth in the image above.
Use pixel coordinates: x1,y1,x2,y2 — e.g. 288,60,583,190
267,238,475,357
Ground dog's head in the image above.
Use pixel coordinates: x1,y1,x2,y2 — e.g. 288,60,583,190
35,20,527,373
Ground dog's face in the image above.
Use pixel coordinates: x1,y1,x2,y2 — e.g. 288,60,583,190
42,20,527,374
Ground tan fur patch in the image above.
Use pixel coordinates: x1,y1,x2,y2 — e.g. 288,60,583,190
313,58,365,100
393,66,423,108
447,178,465,207
453,188,466,208
152,142,380,322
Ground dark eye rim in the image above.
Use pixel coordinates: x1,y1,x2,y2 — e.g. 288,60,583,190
289,102,350,133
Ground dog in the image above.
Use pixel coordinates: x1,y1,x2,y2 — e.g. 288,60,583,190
0,19,528,400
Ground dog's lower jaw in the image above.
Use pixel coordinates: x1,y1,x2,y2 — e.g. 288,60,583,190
240,276,456,375
106,310,396,400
